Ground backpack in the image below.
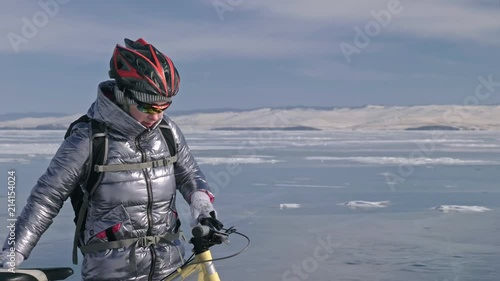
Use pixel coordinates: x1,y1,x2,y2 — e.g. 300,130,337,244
64,115,178,264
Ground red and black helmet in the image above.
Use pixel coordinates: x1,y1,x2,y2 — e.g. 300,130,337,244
109,38,180,100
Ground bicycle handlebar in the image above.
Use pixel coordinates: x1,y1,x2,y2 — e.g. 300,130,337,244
192,225,211,238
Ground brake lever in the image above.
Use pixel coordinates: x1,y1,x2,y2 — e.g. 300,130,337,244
213,226,238,244
213,231,230,245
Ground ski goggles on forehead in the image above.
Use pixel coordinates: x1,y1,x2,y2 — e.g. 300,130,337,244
136,100,171,114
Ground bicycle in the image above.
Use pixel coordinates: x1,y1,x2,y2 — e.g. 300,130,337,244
0,225,250,281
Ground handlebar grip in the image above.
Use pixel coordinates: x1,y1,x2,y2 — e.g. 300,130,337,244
192,225,211,238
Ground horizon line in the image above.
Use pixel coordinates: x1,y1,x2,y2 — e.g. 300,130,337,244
1,103,500,117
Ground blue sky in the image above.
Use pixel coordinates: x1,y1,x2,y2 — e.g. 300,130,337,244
1,0,500,114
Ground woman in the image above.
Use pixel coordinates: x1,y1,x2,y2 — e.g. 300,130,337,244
0,38,222,280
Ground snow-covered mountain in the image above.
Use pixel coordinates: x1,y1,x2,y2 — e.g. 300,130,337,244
1,105,500,131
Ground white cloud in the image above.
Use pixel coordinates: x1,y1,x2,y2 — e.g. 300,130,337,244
1,0,499,60
240,0,500,45
0,1,334,60
395,1,500,45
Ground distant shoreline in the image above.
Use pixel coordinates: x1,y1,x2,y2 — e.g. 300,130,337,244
212,126,321,131
1,105,499,131
0,125,68,130
405,125,461,131
0,126,323,131
0,125,487,131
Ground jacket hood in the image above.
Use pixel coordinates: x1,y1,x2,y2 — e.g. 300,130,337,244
87,80,161,139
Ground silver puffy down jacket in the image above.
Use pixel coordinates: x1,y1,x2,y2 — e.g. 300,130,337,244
3,81,213,280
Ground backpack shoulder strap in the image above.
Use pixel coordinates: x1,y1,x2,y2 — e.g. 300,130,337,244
158,119,177,157
64,115,90,139
86,119,107,194
64,115,107,194
69,117,108,265
158,119,182,232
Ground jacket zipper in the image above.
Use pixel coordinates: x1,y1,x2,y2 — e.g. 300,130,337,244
135,132,155,281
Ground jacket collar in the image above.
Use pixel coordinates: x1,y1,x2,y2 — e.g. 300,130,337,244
87,81,161,140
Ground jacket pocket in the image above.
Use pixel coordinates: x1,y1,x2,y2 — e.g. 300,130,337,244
82,243,139,280
84,204,133,245
82,205,139,280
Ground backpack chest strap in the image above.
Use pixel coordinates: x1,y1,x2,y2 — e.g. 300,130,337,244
94,155,177,172
80,231,184,272
79,231,183,254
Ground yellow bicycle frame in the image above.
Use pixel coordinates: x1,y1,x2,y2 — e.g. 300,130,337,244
163,249,220,281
